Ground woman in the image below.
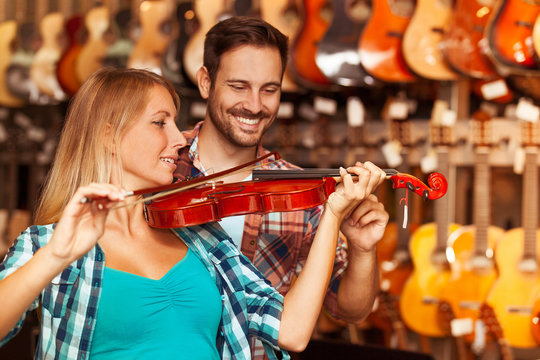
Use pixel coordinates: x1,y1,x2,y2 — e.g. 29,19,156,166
0,68,387,359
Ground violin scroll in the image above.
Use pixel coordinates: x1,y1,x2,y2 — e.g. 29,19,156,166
388,172,448,201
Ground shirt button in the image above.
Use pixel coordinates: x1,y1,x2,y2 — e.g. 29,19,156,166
249,240,255,245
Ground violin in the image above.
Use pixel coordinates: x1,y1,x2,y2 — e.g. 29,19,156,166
129,153,448,229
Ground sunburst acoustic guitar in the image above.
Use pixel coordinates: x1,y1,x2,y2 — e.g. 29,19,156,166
0,1,24,108
358,0,416,83
486,119,540,349
439,109,504,346
402,0,458,81
399,100,460,337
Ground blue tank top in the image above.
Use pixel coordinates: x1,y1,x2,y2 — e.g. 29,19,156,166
90,248,222,359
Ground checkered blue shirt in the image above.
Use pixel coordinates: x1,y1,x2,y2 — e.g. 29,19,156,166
0,222,288,360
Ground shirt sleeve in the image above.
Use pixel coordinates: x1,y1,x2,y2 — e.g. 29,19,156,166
0,226,43,346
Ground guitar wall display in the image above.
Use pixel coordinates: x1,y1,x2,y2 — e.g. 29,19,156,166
0,1,24,108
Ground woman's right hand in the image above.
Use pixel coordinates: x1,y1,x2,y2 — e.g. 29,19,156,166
43,183,125,266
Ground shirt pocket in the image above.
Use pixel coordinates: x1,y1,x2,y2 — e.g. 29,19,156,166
42,266,81,318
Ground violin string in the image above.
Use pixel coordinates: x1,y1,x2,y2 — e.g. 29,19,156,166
111,159,282,210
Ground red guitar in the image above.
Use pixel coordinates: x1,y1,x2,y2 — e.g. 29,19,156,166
358,0,416,83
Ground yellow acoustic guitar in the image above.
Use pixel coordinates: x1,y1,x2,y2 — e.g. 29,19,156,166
0,1,24,107
399,101,460,337
486,120,540,349
30,0,67,102
439,109,504,345
75,0,111,83
402,0,458,80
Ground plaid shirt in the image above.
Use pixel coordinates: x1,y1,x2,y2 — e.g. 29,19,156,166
0,222,288,360
176,122,349,359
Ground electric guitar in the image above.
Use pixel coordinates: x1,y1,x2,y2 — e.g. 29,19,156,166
358,0,416,83
439,109,504,345
30,0,68,102
442,0,498,79
315,0,376,87
75,0,111,83
402,0,458,80
486,119,540,349
0,1,24,107
128,0,177,74
399,100,460,337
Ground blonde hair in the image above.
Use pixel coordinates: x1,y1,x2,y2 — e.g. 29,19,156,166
34,68,179,225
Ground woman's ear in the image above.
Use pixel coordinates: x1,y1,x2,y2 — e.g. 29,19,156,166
197,66,211,100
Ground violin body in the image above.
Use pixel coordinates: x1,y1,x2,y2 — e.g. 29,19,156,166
144,178,337,228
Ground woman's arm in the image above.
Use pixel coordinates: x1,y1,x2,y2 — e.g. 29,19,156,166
278,164,387,352
0,184,123,340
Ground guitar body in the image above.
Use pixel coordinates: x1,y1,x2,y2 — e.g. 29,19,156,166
486,228,540,348
30,11,67,102
0,20,24,107
486,0,540,71
399,222,461,337
57,14,84,96
128,0,176,74
531,295,540,344
291,0,331,87
440,225,504,343
76,5,110,83
182,0,223,85
402,0,457,80
358,0,416,83
260,0,301,92
443,0,497,79
315,0,374,87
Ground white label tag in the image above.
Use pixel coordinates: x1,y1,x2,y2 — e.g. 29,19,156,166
347,96,365,127
480,79,509,100
27,126,46,143
450,317,474,337
277,102,294,119
189,101,207,119
441,109,457,127
431,100,449,126
14,112,32,129
314,96,337,116
387,99,409,120
515,98,540,123
381,140,403,168
514,146,525,174
420,149,438,173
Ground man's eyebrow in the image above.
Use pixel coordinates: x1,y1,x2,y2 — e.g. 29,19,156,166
226,79,281,87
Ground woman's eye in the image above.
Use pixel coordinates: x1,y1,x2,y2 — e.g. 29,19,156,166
152,121,166,127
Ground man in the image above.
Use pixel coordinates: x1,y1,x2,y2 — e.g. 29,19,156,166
175,16,389,358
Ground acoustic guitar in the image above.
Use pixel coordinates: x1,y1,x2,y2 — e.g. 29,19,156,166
30,0,68,102
486,120,540,349
399,101,460,337
56,0,89,96
162,0,199,88
442,0,498,79
127,0,177,74
102,0,136,69
0,1,24,107
358,0,416,83
290,0,331,88
75,0,111,83
182,0,235,85
534,12,540,61
260,0,302,93
402,0,458,80
314,0,376,87
485,0,540,73
439,109,504,345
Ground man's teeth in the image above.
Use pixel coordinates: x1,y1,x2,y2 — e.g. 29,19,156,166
161,158,175,164
237,117,260,125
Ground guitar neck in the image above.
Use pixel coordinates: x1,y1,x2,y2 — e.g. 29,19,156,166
473,148,490,256
434,148,451,254
522,148,539,262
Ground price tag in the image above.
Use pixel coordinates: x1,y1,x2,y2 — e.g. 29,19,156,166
420,149,438,173
189,101,207,119
347,96,365,127
450,317,474,337
387,99,409,120
381,140,402,168
514,147,525,174
441,109,457,127
515,98,540,123
14,112,32,128
277,102,294,119
27,126,46,143
313,96,337,116
430,100,449,126
480,79,509,100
